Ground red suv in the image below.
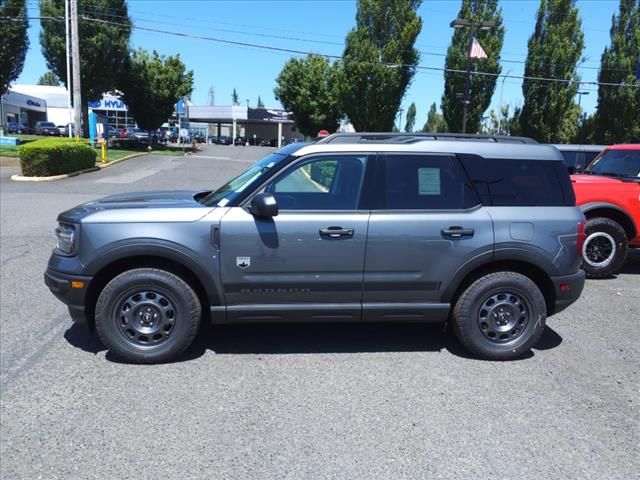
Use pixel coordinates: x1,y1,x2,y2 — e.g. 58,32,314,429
571,144,640,277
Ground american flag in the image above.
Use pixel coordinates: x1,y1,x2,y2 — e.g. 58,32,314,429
469,37,488,59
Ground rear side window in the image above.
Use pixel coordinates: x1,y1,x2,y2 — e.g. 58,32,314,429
381,154,479,210
458,155,575,206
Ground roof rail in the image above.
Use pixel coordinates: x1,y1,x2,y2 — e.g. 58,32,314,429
317,132,538,145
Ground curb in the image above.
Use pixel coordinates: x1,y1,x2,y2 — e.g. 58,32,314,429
10,152,148,182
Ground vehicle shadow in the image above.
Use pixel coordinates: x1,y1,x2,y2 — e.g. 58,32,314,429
620,250,640,274
64,321,563,364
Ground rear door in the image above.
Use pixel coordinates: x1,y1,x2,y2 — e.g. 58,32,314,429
219,153,373,322
363,153,494,321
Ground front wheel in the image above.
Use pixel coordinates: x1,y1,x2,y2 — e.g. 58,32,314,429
95,268,201,364
582,217,628,278
452,272,547,360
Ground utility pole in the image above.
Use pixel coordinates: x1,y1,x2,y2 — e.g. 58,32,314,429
497,69,512,134
450,18,495,134
70,0,82,137
64,0,73,137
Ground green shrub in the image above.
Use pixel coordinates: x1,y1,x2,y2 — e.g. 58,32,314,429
19,138,97,176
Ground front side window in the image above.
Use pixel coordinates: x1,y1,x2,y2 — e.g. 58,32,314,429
266,155,367,210
587,149,640,178
382,154,479,210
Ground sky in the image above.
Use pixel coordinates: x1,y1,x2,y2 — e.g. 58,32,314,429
16,0,620,130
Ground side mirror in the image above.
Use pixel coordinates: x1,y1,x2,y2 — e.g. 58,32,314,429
250,192,278,218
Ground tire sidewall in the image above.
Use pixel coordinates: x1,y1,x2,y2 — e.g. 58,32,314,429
95,270,200,363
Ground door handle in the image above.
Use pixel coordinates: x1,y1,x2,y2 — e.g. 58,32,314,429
441,226,475,238
319,226,354,238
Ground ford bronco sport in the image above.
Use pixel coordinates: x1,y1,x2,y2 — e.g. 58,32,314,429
571,144,640,277
45,133,586,363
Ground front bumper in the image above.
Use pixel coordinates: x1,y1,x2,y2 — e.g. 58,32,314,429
550,270,586,315
44,268,93,326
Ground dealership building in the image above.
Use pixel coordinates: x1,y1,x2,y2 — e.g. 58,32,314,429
2,84,302,144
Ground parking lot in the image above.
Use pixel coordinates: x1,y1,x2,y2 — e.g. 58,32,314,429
1,144,638,479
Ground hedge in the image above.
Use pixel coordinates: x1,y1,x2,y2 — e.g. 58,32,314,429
19,138,97,176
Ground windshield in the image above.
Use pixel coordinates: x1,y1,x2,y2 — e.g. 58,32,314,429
200,152,290,207
42,122,55,127
587,149,640,178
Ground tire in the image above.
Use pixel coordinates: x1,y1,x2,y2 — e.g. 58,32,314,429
582,217,628,278
452,272,547,360
95,268,201,364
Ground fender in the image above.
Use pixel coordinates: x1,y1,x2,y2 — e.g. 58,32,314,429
83,238,223,306
579,201,637,238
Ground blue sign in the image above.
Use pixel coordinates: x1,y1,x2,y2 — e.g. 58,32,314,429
176,99,185,114
26,99,41,107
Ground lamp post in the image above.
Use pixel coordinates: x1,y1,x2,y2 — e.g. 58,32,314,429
576,90,590,108
497,69,512,134
397,108,404,132
450,18,495,134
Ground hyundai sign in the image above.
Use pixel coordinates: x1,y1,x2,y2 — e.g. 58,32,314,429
88,95,128,111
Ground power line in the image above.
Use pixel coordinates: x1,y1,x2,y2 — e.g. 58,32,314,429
6,14,639,90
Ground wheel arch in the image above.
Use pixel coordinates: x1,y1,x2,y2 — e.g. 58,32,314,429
444,260,557,316
580,202,637,240
84,244,220,331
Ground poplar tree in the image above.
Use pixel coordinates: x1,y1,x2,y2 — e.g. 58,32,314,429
0,0,29,95
594,0,640,143
404,102,417,132
519,0,584,143
341,0,422,131
441,0,504,133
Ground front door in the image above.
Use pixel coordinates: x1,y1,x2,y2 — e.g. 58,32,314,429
219,154,372,322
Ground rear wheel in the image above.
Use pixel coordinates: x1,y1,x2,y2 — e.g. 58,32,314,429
452,272,547,360
582,217,628,278
95,268,201,364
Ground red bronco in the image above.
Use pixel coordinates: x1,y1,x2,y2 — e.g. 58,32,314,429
571,144,640,277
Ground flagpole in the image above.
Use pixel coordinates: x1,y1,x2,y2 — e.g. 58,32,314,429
462,28,474,134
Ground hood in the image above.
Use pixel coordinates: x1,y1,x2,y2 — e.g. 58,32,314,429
58,190,210,223
570,174,623,184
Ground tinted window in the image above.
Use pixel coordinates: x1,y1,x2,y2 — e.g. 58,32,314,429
587,149,640,178
459,156,574,206
266,155,366,210
382,154,479,210
559,150,579,168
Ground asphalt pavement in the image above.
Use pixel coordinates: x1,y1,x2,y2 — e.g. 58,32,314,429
1,144,638,479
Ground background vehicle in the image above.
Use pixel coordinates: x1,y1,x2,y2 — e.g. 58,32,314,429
259,138,277,147
571,144,640,277
45,133,585,364
34,121,60,136
5,122,31,134
233,136,246,146
552,144,606,173
126,128,150,144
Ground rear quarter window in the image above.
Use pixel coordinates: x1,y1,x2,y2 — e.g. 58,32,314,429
458,155,575,206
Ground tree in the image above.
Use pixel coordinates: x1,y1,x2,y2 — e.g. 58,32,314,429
118,49,193,136
37,71,60,86
257,96,265,108
422,102,447,132
0,0,29,95
341,0,422,131
519,0,584,143
594,0,640,143
40,0,131,129
479,105,512,135
404,102,416,132
441,0,504,134
231,88,239,106
274,54,343,137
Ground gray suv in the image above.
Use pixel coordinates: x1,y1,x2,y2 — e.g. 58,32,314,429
45,133,586,363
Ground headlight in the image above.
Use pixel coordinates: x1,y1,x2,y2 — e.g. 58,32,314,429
55,223,76,255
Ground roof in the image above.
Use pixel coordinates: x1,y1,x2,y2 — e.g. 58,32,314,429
10,84,69,108
290,140,563,161
551,144,607,152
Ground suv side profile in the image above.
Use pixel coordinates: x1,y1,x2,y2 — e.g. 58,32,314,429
45,133,586,363
571,144,640,277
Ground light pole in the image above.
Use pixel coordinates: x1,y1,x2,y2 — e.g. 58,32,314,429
397,108,404,132
450,18,495,134
576,90,590,108
497,69,512,134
